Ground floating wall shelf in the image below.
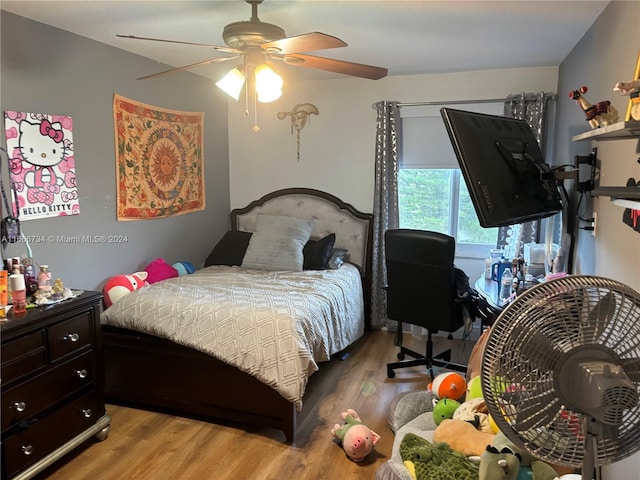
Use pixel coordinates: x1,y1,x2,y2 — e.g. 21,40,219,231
571,120,640,141
571,120,640,209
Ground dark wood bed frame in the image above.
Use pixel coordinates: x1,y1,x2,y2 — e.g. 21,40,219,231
101,188,373,442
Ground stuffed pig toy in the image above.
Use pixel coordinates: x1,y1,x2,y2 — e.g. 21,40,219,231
102,271,148,308
331,408,380,462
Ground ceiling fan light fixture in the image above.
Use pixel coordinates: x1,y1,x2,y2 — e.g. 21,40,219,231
215,67,245,100
255,64,283,103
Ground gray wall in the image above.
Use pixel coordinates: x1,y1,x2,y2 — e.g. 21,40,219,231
554,1,640,291
555,2,640,475
1,12,230,292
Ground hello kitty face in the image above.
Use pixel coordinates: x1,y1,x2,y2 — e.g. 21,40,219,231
18,119,66,168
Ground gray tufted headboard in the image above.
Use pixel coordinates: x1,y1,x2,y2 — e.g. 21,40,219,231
231,188,374,325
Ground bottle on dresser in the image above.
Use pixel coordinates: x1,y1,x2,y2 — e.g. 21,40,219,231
38,264,53,293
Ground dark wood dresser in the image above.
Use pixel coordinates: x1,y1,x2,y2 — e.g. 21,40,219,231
1,290,110,480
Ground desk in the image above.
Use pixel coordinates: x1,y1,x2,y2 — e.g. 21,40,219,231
474,277,504,326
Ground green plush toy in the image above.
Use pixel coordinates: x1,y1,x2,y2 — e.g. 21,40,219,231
400,433,479,480
466,375,483,400
432,398,461,426
479,431,559,480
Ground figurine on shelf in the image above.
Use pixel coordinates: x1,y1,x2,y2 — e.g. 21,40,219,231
569,85,619,129
613,79,640,121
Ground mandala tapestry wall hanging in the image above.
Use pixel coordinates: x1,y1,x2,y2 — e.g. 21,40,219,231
113,94,205,221
3,111,79,220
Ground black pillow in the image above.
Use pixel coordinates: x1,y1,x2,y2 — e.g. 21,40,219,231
303,233,336,270
204,230,252,267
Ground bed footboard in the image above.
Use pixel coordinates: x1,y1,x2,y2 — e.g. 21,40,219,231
101,326,297,442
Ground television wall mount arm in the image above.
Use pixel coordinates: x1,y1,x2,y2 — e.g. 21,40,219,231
574,147,597,193
536,148,597,192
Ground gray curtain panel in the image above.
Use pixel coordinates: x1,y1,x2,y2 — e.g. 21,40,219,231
497,92,555,260
371,101,400,329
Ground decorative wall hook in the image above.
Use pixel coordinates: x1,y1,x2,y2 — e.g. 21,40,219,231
277,103,319,161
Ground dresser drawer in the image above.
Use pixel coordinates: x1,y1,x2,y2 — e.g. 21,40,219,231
2,350,95,432
0,331,47,385
3,390,102,479
47,311,93,361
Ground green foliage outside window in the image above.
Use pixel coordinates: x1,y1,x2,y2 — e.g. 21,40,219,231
398,169,497,245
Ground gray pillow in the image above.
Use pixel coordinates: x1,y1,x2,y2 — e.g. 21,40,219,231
241,215,315,271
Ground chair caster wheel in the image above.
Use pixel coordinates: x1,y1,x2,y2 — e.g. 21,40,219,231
387,369,395,378
397,352,405,360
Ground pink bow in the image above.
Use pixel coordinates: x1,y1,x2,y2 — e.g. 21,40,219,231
40,119,64,143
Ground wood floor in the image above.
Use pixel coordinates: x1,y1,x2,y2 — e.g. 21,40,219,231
34,329,479,480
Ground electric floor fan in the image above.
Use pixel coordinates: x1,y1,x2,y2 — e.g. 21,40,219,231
481,275,640,479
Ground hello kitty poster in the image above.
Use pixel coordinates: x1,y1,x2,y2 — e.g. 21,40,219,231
3,111,79,221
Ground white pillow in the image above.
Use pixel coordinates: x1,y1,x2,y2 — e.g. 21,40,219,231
241,215,315,271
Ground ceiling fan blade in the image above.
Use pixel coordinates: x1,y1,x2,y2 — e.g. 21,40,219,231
282,53,387,80
261,32,346,54
137,56,239,80
117,34,240,54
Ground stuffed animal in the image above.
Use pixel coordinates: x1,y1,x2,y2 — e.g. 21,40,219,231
466,375,483,400
400,432,479,480
172,261,196,276
479,443,522,480
330,408,380,462
144,258,179,284
569,86,619,129
432,418,496,457
428,372,467,401
432,398,461,426
613,79,640,120
453,397,494,434
102,271,148,307
479,431,560,480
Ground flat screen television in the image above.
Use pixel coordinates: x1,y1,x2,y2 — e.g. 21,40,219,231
440,108,563,228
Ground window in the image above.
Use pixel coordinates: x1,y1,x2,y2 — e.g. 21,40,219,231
398,168,497,257
398,103,503,257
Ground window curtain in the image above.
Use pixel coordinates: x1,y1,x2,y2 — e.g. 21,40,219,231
496,92,554,259
370,101,400,329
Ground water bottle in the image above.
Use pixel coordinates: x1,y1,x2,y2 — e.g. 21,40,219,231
500,268,513,302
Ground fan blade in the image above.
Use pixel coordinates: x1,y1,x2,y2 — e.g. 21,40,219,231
137,56,239,80
623,357,640,382
117,34,240,54
512,390,563,431
578,290,616,345
517,329,564,371
282,53,387,80
261,32,346,54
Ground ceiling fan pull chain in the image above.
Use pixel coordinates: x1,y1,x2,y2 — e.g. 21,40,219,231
252,89,260,132
297,131,301,161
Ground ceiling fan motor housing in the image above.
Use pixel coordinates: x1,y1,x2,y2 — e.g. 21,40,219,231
223,20,286,50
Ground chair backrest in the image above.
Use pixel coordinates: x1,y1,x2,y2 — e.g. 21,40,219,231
385,229,463,332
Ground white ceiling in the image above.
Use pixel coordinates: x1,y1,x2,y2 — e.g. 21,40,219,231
1,0,610,82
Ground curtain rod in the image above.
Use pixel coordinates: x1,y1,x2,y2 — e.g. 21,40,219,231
395,92,557,108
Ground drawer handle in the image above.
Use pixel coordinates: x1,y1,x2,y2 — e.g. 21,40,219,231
75,369,88,379
82,408,93,418
21,444,34,456
64,333,80,342
13,401,27,412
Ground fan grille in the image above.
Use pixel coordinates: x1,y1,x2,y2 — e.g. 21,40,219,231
481,275,640,467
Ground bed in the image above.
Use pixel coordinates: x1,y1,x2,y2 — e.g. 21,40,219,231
100,188,373,442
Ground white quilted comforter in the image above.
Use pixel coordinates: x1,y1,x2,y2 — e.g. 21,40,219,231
100,263,365,409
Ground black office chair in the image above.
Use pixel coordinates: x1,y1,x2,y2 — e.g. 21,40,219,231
385,229,471,379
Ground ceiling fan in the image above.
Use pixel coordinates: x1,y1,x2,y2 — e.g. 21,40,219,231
117,0,388,84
